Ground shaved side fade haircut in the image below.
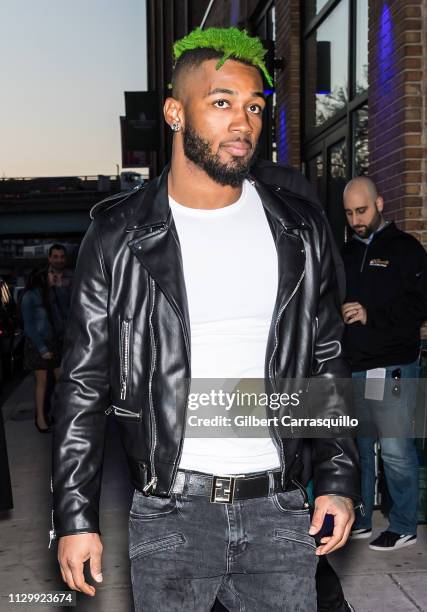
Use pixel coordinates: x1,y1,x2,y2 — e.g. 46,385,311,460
171,27,273,99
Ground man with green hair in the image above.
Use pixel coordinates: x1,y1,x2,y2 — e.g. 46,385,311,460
52,26,360,611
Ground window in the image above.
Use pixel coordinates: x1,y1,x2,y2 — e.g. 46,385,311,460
302,0,369,245
353,103,369,176
304,0,349,132
305,0,334,24
355,0,368,94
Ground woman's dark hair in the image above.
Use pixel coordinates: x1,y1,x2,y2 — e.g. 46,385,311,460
25,268,55,330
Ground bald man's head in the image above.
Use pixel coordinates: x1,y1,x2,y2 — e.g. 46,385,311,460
343,176,384,239
344,176,379,202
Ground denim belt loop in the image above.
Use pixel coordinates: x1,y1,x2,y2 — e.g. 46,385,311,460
268,471,275,495
183,470,191,496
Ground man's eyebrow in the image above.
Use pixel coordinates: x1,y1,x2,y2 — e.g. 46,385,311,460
204,87,266,100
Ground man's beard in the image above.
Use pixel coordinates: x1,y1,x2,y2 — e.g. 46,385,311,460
183,125,257,187
353,209,383,239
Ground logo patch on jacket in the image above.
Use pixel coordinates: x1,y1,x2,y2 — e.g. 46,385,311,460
369,258,389,268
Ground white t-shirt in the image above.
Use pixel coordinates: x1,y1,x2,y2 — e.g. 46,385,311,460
170,179,280,474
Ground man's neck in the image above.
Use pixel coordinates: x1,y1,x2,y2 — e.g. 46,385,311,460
168,151,244,210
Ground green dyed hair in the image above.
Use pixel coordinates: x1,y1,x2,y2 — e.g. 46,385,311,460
173,27,273,87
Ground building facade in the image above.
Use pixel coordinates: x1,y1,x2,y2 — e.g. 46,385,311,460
146,0,427,250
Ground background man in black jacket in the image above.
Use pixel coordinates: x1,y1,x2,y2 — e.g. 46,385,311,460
341,176,427,551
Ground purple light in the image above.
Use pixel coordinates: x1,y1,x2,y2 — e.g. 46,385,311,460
278,106,289,164
230,0,239,26
378,3,395,96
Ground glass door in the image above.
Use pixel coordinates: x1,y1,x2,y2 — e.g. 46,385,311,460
306,125,348,249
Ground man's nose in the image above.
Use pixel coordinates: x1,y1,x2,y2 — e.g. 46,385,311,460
229,107,253,134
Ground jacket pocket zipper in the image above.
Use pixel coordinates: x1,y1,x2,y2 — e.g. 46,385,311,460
144,277,158,494
106,405,142,419
120,319,131,400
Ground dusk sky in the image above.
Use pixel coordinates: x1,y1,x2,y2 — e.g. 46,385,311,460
0,0,147,178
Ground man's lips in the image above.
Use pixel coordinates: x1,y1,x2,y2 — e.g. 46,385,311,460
221,141,252,157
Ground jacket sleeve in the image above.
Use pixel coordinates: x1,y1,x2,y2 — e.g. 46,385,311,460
310,217,361,503
366,241,427,329
51,220,110,538
21,291,49,355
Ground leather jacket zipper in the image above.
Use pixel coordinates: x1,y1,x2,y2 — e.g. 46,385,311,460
144,277,158,494
105,405,142,419
120,320,131,400
48,476,56,548
267,268,306,488
311,316,319,374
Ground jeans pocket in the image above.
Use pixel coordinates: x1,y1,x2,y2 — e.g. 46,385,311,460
274,528,316,550
129,532,186,561
272,488,310,515
129,491,178,520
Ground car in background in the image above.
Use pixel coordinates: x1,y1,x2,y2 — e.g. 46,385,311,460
0,279,24,394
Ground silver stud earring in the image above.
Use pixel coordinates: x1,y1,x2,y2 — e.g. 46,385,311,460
171,122,181,132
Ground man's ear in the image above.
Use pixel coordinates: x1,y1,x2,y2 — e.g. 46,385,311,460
376,196,384,213
163,97,184,130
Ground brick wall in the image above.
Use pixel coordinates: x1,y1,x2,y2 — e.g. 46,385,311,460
369,0,427,249
275,0,302,169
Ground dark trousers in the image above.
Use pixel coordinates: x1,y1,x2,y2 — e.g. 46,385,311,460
211,556,348,612
129,485,317,611
0,406,13,512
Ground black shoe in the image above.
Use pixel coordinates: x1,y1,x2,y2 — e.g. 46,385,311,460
350,527,372,540
369,530,416,551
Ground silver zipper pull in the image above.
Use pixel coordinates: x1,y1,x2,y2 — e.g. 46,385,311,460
105,405,113,415
143,476,158,494
354,501,366,517
120,381,127,401
48,529,56,549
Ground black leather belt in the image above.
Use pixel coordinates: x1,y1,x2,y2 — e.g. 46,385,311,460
172,469,298,504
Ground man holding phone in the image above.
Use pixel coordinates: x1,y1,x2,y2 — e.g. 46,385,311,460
341,176,427,551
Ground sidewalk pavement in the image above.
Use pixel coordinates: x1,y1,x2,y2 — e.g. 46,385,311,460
0,375,426,611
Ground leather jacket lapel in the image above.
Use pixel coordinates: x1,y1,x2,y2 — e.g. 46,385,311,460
126,166,191,356
252,177,307,323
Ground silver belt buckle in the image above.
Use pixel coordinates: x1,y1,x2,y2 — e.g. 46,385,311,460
210,475,236,503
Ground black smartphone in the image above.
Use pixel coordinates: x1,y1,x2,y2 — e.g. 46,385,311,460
313,513,334,544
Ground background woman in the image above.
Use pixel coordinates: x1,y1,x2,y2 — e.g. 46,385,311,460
21,269,62,432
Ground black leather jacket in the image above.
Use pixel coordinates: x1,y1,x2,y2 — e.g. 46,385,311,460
51,161,360,541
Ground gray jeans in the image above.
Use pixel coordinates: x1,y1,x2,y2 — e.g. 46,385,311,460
129,473,318,611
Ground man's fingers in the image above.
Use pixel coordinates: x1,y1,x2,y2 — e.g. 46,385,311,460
89,553,103,583
316,529,343,555
309,506,326,535
316,511,353,555
332,516,354,552
343,302,360,309
68,561,95,596
342,302,360,314
60,563,77,592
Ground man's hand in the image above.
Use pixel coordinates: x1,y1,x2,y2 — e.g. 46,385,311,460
309,495,355,556
58,533,103,597
342,302,367,325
